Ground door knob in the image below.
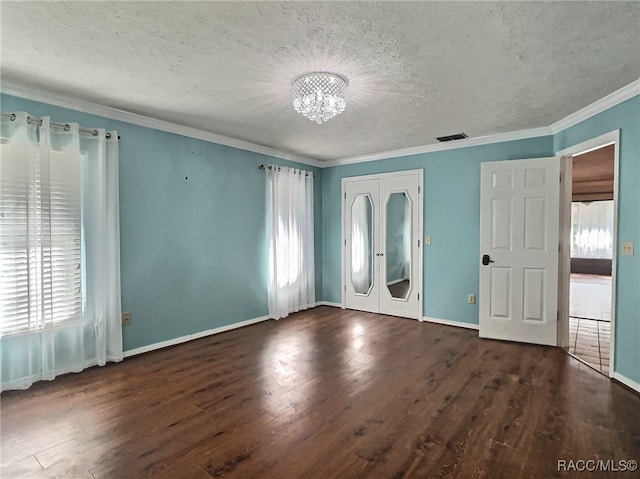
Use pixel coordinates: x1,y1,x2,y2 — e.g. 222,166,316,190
482,254,494,266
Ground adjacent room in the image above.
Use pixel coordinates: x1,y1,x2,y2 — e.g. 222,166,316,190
568,145,616,374
1,2,639,478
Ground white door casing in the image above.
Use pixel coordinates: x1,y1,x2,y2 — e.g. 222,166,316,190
557,130,620,378
479,158,560,345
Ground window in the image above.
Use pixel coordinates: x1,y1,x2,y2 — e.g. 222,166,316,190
0,143,82,336
571,200,614,259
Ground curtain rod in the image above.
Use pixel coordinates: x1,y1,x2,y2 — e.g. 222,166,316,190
259,164,314,177
1,112,121,140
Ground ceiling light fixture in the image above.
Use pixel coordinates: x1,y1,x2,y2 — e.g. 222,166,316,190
292,72,348,124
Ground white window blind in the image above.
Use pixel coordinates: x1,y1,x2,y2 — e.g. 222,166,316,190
0,142,82,336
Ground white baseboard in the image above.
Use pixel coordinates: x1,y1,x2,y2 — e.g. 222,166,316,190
612,372,640,395
422,316,480,330
123,315,271,358
124,303,345,358
315,301,342,308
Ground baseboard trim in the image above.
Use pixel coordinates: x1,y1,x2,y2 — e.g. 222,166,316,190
422,316,480,330
124,303,346,358
123,315,271,358
612,372,640,395
315,301,343,308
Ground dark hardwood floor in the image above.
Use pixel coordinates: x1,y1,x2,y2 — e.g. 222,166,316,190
1,306,639,478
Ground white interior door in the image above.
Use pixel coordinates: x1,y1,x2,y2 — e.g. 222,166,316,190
345,179,380,313
479,158,560,345
379,174,421,319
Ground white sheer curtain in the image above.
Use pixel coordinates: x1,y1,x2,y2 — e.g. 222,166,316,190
571,201,614,259
0,112,122,391
266,165,315,320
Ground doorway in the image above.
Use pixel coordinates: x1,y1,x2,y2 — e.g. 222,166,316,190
558,132,619,377
568,145,615,374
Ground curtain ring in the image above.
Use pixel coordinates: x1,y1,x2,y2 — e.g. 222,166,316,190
64,124,71,131
9,113,16,121
92,129,99,137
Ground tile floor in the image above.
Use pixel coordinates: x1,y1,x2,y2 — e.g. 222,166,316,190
568,274,611,374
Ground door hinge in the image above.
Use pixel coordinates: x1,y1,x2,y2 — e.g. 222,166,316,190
344,284,347,292
417,293,420,300
418,186,421,194
345,238,347,246
418,239,421,248
344,192,347,200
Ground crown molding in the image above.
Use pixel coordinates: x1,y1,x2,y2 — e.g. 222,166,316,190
3,78,638,170
550,79,640,134
323,126,553,167
1,82,324,168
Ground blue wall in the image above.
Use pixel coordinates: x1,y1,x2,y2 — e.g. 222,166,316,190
321,136,555,324
2,91,637,384
321,95,638,384
554,96,640,384
0,93,322,352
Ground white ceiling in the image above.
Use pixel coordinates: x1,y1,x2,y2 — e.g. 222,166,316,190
1,1,639,161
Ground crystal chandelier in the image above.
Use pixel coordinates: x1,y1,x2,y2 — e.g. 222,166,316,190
292,72,348,124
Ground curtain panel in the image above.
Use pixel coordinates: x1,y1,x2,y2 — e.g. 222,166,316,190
571,201,614,259
266,166,315,320
0,112,122,391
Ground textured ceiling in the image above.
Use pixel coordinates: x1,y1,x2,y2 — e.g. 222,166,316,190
1,1,639,161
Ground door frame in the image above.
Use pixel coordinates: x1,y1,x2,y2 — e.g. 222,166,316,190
341,169,424,319
557,130,620,377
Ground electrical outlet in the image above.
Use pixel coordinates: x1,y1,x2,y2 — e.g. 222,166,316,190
122,312,132,326
468,294,476,304
622,241,634,256
425,236,431,245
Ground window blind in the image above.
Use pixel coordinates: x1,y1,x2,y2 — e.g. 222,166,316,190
0,143,82,336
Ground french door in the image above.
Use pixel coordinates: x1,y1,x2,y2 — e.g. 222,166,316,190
343,171,423,320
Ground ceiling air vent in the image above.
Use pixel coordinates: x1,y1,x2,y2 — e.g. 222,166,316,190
436,133,468,142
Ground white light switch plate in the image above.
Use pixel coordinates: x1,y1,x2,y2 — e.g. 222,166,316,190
622,241,634,256
425,236,431,245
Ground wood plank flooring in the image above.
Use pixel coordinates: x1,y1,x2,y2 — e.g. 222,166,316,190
1,306,639,478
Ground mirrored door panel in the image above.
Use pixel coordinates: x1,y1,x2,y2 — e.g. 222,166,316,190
385,192,411,300
344,179,380,314
379,173,421,319
351,194,373,295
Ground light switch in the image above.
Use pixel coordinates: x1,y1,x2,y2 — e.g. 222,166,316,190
425,236,431,245
622,242,634,256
